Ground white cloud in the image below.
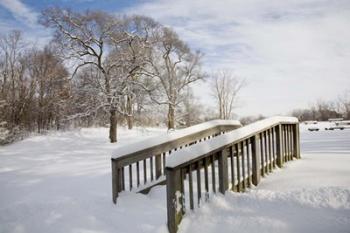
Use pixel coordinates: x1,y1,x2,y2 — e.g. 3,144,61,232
0,0,38,27
126,0,350,116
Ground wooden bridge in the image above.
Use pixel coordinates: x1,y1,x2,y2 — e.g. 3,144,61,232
111,117,300,233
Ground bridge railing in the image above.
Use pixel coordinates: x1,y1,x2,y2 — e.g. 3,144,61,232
111,120,242,203
165,117,300,233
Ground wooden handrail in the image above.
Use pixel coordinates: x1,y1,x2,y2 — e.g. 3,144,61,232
111,120,242,204
165,117,300,233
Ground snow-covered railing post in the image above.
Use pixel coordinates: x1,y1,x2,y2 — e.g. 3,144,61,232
155,153,163,179
111,120,241,204
276,124,284,167
166,167,184,233
218,149,229,194
251,134,261,185
165,116,300,233
293,123,301,159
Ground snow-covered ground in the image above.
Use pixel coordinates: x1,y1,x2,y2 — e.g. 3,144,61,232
0,123,350,233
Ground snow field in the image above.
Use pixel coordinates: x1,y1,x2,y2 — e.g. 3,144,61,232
0,123,349,233
0,127,169,233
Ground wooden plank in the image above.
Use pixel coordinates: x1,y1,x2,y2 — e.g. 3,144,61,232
271,128,276,168
241,141,246,190
136,161,140,187
285,125,290,161
150,156,154,181
260,133,265,177
155,153,162,179
166,167,183,233
246,140,251,187
218,148,229,194
290,125,294,159
251,135,261,186
289,125,292,160
112,160,119,204
162,153,166,173
121,167,125,191
129,164,133,190
287,126,290,161
188,165,194,210
293,123,301,159
276,124,283,167
211,155,216,193
230,146,236,191
284,125,288,161
143,159,147,184
264,131,269,173
235,143,241,192
180,169,186,214
290,125,294,160
204,157,209,201
197,161,201,207
268,129,273,171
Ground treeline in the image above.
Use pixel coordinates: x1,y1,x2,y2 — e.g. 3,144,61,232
1,8,234,144
291,96,350,122
0,31,71,143
238,96,350,126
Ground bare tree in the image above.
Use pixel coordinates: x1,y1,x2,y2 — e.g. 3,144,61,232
41,8,134,142
144,27,204,129
211,70,244,120
290,99,345,121
108,15,159,130
0,30,39,131
0,30,26,127
177,88,204,127
337,91,350,119
26,46,69,132
314,100,342,121
41,8,162,141
0,31,70,141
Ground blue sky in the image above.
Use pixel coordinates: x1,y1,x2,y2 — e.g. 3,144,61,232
1,0,350,117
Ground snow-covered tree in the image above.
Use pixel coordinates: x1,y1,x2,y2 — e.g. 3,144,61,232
211,70,244,120
143,27,204,129
26,46,69,132
41,8,161,142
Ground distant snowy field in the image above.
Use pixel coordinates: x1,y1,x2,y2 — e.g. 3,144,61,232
0,123,350,233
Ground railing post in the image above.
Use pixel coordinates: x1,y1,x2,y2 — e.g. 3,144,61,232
218,148,229,194
251,135,261,186
166,167,183,233
112,159,119,204
155,154,162,179
275,124,283,168
293,123,301,159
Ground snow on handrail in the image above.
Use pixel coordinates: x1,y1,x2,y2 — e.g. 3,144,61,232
166,116,298,168
112,119,241,160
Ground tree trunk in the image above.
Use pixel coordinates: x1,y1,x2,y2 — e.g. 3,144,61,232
167,104,175,129
56,115,60,130
109,109,117,143
37,117,41,133
126,95,133,130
